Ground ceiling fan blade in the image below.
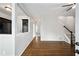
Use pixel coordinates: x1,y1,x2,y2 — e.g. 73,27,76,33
66,7,72,11
62,4,73,7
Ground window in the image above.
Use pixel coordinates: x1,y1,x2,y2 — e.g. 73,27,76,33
0,17,12,34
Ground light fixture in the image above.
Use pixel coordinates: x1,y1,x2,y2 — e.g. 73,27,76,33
4,5,12,11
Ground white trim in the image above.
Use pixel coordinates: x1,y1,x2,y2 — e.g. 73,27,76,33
41,39,65,41
17,37,33,56
12,3,15,56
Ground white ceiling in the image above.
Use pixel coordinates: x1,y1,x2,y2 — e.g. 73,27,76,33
16,4,26,16
0,3,12,15
17,3,75,23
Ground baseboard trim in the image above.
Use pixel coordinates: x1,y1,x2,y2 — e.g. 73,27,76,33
19,36,36,56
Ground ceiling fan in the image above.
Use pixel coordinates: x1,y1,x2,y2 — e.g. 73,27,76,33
62,3,76,11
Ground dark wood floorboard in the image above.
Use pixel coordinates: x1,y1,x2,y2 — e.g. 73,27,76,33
22,37,75,56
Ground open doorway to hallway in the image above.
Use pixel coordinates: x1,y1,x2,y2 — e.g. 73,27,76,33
15,3,75,56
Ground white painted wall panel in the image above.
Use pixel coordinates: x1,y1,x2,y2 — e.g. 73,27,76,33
15,19,33,55
0,4,13,55
40,17,65,41
0,35,14,56
0,3,15,56
75,3,79,56
0,12,11,20
15,4,33,56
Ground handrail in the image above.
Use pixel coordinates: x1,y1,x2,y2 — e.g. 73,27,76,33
64,26,72,33
63,26,74,46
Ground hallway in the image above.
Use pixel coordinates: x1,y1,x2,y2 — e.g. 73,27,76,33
22,37,75,56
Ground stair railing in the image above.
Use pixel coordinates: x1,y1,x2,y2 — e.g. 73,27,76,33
63,26,74,46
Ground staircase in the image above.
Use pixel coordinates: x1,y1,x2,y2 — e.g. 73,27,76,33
63,26,79,55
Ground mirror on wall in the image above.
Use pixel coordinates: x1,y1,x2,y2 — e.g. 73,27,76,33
22,19,28,32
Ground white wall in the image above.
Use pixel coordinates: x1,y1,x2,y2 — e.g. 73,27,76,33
0,35,14,56
0,4,14,56
75,3,79,56
40,13,74,44
33,24,36,37
15,16,33,56
0,10,11,20
40,17,65,41
63,16,75,33
61,16,75,44
15,4,33,56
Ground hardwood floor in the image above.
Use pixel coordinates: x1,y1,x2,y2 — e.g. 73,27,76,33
22,37,75,56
